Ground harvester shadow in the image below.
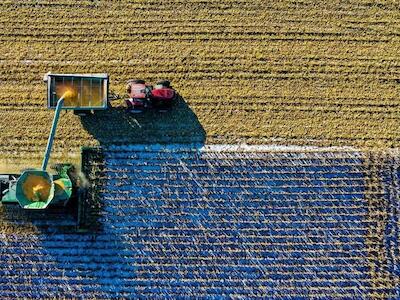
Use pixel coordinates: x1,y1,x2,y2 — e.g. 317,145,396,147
80,95,206,145
0,182,95,233
0,96,206,296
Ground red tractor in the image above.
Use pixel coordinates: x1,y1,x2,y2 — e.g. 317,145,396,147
126,80,177,113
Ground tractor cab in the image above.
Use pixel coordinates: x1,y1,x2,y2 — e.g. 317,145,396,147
126,79,178,113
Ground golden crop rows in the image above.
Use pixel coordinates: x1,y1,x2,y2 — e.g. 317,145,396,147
0,0,400,169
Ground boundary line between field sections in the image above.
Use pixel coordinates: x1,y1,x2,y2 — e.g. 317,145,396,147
105,144,363,153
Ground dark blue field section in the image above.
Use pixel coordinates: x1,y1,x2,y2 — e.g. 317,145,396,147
0,145,398,299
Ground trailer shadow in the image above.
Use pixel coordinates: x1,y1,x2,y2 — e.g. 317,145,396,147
80,95,206,145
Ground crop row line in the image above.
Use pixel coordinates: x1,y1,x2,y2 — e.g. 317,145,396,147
2,73,399,83
3,18,400,27
0,35,395,43
2,58,399,68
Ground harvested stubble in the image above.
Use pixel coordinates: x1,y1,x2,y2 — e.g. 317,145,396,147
1,145,397,298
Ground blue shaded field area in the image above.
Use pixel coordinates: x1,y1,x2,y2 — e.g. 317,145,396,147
0,145,399,299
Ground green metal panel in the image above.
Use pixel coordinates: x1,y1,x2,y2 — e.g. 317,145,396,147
52,178,73,206
1,182,18,203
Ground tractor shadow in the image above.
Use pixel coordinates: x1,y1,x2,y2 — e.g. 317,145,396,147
76,93,206,232
80,95,206,145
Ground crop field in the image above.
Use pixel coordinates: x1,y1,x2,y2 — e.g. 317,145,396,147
0,145,399,298
1,1,400,298
0,0,400,169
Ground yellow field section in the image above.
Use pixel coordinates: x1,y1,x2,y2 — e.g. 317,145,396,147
0,0,400,166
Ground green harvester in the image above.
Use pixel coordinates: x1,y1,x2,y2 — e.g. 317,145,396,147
0,73,109,212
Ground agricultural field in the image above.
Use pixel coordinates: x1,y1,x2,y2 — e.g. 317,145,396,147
0,0,400,170
1,0,400,298
0,145,399,298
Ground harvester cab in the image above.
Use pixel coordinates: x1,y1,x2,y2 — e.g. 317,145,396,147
0,73,109,230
